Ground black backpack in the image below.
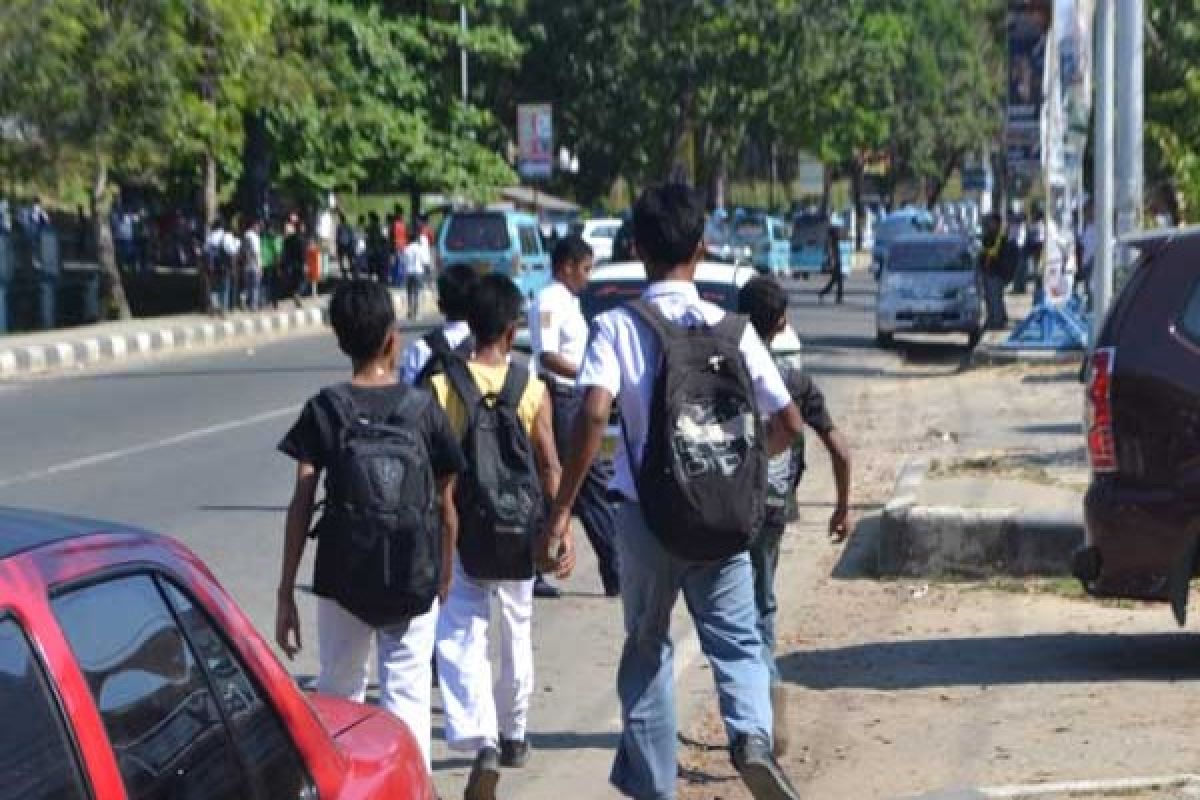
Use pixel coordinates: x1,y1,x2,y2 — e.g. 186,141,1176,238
311,384,440,626
415,328,474,388
624,299,767,561
444,359,543,581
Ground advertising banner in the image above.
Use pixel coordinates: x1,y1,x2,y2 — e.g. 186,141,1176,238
1007,1,1052,176
517,104,554,181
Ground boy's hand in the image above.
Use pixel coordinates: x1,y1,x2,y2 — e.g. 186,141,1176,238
275,590,302,660
829,503,851,543
538,507,576,578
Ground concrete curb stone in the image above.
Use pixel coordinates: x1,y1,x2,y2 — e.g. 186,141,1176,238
879,457,1085,578
0,305,326,378
971,344,1085,367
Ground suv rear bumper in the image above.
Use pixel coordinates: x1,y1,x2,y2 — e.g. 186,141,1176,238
1075,476,1198,604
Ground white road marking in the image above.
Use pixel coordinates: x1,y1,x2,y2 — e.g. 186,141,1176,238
0,404,301,490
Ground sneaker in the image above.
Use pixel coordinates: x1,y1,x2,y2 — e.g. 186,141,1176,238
533,574,561,599
499,737,531,768
464,746,500,800
732,734,801,800
771,685,790,757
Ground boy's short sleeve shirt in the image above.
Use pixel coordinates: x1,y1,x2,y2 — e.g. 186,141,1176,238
576,280,792,500
279,383,465,479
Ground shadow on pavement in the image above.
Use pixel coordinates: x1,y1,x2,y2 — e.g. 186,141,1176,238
778,631,1200,690
1014,422,1084,436
529,730,620,751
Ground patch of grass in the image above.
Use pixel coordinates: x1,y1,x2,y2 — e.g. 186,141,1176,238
972,576,1144,609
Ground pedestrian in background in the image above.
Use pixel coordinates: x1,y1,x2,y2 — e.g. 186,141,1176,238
530,234,620,599
980,212,1019,330
391,204,409,285
432,274,560,800
817,221,845,304
205,217,231,316
283,214,307,307
738,275,852,757
222,222,243,310
261,219,282,309
241,217,264,311
402,227,430,320
336,211,355,279
368,211,389,284
541,184,805,800
276,280,465,771
1025,206,1046,299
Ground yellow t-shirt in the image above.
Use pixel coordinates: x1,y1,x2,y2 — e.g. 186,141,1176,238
431,362,546,440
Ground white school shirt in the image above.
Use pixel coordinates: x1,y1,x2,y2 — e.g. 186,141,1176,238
530,280,588,388
404,240,427,277
400,319,472,386
576,280,792,501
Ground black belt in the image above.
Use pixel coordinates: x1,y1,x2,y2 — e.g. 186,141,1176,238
541,377,578,397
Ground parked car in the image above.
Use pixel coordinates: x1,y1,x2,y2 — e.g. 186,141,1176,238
704,214,749,265
576,217,623,263
790,212,830,278
579,260,804,458
875,234,983,349
0,507,434,800
872,209,936,278
731,213,790,277
436,209,551,301
1073,229,1200,625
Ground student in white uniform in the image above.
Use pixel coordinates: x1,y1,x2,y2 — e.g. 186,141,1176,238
401,263,480,387
530,234,620,597
540,184,805,800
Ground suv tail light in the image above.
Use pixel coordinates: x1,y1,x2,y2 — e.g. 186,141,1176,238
1087,347,1118,473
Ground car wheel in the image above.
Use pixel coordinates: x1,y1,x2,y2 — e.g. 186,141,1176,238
966,327,983,350
876,330,894,349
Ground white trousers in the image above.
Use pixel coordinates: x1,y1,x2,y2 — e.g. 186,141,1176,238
316,596,438,768
436,557,535,753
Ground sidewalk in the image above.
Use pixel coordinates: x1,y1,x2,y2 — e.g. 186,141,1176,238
0,288,437,378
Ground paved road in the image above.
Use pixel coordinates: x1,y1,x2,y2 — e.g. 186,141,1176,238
0,271,943,798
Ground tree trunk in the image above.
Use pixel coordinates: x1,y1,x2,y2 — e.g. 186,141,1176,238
851,156,866,250
663,79,697,183
92,159,131,320
203,151,218,232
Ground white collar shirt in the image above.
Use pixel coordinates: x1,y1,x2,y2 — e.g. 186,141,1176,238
530,279,588,388
400,319,472,386
576,280,792,501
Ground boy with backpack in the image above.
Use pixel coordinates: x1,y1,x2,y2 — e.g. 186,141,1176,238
541,184,805,800
432,274,561,800
275,281,466,769
738,275,852,757
401,263,480,387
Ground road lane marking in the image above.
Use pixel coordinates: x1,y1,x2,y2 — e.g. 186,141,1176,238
0,404,301,490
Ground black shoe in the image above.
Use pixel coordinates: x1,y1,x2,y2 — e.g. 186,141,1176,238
732,734,801,800
499,737,531,768
464,746,500,800
533,575,561,599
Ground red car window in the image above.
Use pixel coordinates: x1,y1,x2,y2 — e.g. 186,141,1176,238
53,575,248,800
159,579,314,799
0,618,90,800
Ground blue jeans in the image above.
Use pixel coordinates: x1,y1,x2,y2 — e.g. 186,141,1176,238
550,387,619,593
748,521,785,685
209,272,230,313
611,502,772,800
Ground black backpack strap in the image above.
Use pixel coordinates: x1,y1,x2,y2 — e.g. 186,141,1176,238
322,383,360,427
385,384,430,425
497,364,530,410
425,329,451,356
443,355,484,413
625,298,683,345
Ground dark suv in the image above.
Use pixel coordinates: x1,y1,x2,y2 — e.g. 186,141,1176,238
1073,230,1200,624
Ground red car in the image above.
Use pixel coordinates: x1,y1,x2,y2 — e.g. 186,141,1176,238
0,507,434,800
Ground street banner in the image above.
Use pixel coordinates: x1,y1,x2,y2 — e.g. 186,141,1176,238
1007,1,1052,176
517,104,554,181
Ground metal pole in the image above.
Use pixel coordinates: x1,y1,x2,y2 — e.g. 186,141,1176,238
1092,0,1116,346
1115,0,1144,261
459,4,469,105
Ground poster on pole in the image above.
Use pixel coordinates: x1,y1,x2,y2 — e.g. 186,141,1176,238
517,104,554,181
1006,1,1051,177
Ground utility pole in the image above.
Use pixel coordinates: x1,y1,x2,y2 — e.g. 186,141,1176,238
1092,0,1116,345
1114,0,1144,266
460,4,469,105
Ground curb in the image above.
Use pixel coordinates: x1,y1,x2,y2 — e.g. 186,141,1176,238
972,344,1085,367
879,458,1085,578
0,305,327,378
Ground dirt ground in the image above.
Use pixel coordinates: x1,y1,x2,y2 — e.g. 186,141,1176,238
676,355,1200,800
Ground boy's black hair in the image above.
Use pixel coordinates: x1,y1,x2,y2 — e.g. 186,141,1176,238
632,183,706,273
437,263,481,321
552,234,593,272
467,274,523,347
738,275,789,341
329,280,396,365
